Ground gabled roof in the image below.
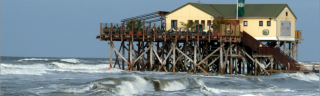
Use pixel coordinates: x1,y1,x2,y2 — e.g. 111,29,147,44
166,2,297,19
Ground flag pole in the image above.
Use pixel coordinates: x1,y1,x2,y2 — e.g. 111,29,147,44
236,0,238,20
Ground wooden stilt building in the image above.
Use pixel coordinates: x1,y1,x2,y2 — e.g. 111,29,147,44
96,3,314,76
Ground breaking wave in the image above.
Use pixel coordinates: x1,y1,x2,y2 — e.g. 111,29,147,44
287,72,319,82
51,62,109,70
202,86,294,93
0,62,121,75
18,58,51,61
60,59,80,63
1,63,48,75
17,58,81,63
115,75,154,95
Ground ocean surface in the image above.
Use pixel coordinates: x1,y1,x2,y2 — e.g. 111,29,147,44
1,56,319,96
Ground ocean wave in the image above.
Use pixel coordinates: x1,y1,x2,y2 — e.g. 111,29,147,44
157,78,189,91
51,84,94,94
49,62,123,73
115,75,154,96
202,86,294,93
1,68,47,75
288,72,319,82
51,62,110,70
60,59,80,63
1,63,48,69
18,58,51,61
1,63,48,75
52,68,123,73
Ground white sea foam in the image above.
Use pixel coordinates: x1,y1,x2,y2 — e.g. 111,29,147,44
101,81,116,84
240,94,256,96
52,62,109,70
194,78,205,86
305,73,319,81
50,84,93,94
59,68,123,73
18,58,50,61
203,86,294,93
1,63,48,69
51,62,123,73
60,59,80,63
1,63,48,75
289,72,319,82
163,81,188,91
1,68,47,75
116,75,154,96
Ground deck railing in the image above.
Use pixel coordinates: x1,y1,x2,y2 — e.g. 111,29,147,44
99,22,241,41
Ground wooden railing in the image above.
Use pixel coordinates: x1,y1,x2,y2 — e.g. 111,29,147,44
99,22,242,42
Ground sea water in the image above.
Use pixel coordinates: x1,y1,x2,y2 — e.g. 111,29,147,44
1,56,319,96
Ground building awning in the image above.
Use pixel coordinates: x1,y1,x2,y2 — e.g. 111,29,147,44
121,11,169,23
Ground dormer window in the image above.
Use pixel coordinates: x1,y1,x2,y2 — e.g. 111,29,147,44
286,12,288,16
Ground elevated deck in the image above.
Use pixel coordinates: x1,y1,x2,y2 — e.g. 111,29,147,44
97,22,241,42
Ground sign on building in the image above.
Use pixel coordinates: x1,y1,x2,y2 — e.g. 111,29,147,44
281,21,291,36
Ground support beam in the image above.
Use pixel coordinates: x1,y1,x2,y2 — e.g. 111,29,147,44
296,41,299,62
110,42,113,68
173,42,176,73
193,41,197,74
241,49,270,75
130,41,133,71
188,44,226,74
220,42,223,75
109,42,135,71
122,41,125,69
149,42,153,71
158,47,173,72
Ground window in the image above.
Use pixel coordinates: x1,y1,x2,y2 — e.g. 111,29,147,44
286,12,288,16
243,21,248,26
267,21,271,26
171,20,177,28
259,21,263,26
195,20,199,24
207,20,211,26
201,20,205,25
188,20,193,24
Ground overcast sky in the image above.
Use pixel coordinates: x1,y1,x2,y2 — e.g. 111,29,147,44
1,0,319,61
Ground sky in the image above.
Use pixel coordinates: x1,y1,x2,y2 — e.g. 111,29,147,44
1,0,319,61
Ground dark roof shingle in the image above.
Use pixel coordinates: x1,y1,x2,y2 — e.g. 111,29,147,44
167,3,297,19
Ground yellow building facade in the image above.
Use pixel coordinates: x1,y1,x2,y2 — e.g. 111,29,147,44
165,3,297,41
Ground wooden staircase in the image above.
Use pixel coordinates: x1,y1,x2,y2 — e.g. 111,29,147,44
241,31,300,70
